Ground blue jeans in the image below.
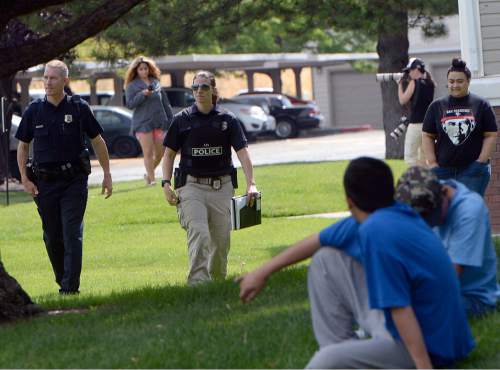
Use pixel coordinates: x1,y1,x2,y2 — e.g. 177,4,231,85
432,161,491,196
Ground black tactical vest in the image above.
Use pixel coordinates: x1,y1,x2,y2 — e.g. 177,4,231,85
178,111,234,177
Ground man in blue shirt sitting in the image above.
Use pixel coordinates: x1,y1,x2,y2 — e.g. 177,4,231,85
238,157,474,368
396,166,499,317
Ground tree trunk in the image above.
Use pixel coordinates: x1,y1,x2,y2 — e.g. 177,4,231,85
0,74,41,323
0,260,44,323
376,9,409,159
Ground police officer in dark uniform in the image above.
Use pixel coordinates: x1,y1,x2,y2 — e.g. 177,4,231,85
162,70,258,285
16,60,113,294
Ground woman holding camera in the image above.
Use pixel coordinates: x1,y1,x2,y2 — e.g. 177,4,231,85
422,58,497,196
398,57,435,166
125,56,173,185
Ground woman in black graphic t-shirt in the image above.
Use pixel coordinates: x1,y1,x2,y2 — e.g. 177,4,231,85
422,58,498,196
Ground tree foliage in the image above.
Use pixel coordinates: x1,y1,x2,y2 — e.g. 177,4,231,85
93,0,456,158
86,0,376,59
0,0,146,80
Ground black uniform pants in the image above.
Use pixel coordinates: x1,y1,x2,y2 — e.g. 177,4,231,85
34,173,88,292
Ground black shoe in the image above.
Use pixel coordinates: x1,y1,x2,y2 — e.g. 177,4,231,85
59,289,80,295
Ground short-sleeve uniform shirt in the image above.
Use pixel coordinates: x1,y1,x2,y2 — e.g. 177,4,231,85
16,95,103,164
164,104,247,177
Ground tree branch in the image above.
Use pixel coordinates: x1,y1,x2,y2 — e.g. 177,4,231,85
0,0,74,31
0,0,145,78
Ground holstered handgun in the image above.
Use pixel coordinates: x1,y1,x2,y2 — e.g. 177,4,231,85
173,168,187,190
78,148,91,175
25,159,37,186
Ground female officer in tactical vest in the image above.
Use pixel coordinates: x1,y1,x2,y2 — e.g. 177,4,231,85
162,70,259,285
16,60,113,294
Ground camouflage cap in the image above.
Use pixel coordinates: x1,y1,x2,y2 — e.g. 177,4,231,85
395,166,442,214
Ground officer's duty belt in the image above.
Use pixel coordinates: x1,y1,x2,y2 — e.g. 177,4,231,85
186,174,231,190
36,162,82,182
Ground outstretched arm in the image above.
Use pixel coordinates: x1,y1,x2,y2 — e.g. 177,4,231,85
238,234,321,303
391,306,432,369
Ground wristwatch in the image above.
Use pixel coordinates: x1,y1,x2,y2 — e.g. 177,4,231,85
161,179,171,187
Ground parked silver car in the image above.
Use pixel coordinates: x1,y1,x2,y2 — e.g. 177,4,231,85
218,98,276,139
162,87,275,140
9,114,21,152
7,114,21,180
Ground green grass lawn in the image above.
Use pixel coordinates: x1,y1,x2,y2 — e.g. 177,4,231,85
0,160,498,368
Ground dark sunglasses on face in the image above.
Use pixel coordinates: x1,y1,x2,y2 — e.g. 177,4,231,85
191,83,211,91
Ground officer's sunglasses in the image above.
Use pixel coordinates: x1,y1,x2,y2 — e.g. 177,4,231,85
191,83,211,91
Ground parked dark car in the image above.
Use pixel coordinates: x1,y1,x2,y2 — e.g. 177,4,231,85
30,90,116,106
162,87,195,113
8,107,141,180
230,94,323,139
162,87,275,140
238,90,318,108
80,92,114,106
91,106,141,158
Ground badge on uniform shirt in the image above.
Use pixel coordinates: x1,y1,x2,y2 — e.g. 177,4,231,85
64,114,73,123
221,121,228,131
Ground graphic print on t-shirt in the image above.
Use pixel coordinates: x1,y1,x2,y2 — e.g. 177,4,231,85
441,108,476,146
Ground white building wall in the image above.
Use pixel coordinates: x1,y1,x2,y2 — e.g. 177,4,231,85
312,66,333,128
479,0,500,75
312,51,458,129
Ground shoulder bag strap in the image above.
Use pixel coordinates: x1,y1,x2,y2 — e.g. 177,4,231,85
68,94,85,150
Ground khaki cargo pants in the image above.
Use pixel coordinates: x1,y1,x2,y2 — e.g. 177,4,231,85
404,122,424,166
176,175,234,285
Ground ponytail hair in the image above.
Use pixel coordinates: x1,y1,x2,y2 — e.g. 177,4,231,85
193,70,218,105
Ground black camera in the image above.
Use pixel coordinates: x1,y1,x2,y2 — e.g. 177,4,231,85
390,116,409,140
375,70,410,83
148,84,154,91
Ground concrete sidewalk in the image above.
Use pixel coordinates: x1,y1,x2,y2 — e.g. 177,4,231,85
288,211,351,219
88,129,385,185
